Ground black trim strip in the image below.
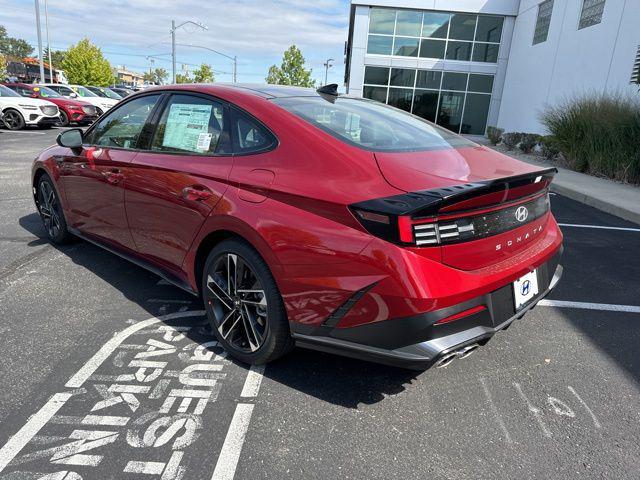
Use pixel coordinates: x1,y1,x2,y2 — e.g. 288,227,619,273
322,281,378,327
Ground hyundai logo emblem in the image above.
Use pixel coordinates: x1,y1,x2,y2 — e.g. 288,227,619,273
521,280,531,296
515,206,529,222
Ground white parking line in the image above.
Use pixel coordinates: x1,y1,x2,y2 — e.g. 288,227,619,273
211,404,255,480
558,223,640,232
240,365,265,398
0,392,73,472
211,365,265,480
538,299,640,313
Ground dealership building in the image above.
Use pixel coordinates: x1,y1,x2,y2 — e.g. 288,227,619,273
344,0,640,135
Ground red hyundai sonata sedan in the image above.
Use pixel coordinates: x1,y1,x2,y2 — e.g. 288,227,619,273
31,84,563,369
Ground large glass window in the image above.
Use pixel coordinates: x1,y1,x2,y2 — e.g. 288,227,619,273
367,8,503,64
369,8,396,34
362,66,494,135
272,96,474,152
151,94,230,155
86,94,160,149
533,0,554,45
578,0,605,29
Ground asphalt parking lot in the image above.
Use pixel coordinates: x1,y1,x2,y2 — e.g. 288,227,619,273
0,126,639,479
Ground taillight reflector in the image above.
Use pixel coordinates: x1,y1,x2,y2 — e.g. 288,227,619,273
435,305,487,325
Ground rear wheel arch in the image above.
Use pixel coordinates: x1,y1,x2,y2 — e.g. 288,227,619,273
192,223,284,297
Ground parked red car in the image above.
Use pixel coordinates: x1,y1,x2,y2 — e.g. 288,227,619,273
3,82,98,126
31,84,563,369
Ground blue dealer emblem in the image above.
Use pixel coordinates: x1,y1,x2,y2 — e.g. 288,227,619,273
521,280,531,296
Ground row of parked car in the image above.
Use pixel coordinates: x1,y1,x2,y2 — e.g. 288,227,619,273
0,83,135,130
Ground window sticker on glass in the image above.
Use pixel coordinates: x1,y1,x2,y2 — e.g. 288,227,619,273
162,103,213,152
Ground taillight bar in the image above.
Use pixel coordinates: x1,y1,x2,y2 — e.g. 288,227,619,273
410,194,549,246
350,168,556,247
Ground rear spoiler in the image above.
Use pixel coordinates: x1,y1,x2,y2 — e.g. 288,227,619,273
351,168,557,219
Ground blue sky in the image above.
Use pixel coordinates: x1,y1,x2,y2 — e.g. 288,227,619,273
2,0,351,85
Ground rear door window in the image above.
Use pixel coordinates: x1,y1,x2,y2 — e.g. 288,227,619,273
151,94,231,155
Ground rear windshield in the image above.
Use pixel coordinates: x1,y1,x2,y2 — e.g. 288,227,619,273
272,96,474,152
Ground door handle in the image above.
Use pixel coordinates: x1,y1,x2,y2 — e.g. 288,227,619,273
182,185,213,201
103,168,125,185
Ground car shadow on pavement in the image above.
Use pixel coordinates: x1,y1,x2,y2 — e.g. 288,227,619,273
263,348,421,408
18,213,197,320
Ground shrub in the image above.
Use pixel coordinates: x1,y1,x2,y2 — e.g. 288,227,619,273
540,94,640,183
486,126,504,145
539,135,560,160
519,133,541,153
501,132,522,150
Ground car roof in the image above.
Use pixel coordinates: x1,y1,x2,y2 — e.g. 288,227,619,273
142,83,327,100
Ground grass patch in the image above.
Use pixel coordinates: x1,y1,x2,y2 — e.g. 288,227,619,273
540,94,640,184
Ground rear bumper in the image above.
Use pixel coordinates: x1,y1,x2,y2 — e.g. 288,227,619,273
293,247,563,369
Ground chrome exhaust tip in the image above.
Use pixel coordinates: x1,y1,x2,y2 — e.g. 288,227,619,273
458,344,480,359
435,352,458,368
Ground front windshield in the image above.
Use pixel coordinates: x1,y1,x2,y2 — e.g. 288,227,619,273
0,85,21,97
88,87,108,97
35,86,62,98
273,96,474,152
74,86,98,97
103,88,122,100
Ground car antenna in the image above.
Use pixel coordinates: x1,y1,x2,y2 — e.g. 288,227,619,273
316,83,339,103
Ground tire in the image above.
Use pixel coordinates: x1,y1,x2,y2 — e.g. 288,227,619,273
2,109,25,130
36,174,73,245
202,238,293,365
57,111,69,127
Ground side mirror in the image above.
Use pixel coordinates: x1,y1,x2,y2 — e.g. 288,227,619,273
69,92,78,98
57,128,83,150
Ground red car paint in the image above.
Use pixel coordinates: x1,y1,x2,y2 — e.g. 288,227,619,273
3,82,97,125
31,84,563,367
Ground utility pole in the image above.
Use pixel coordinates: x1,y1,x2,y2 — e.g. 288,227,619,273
44,0,53,82
323,58,334,85
170,20,207,84
233,55,237,83
34,0,45,83
171,20,176,84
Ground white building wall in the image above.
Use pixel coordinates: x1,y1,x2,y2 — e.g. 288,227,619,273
498,0,640,134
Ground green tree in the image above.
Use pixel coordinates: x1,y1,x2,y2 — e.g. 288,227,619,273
266,45,315,87
62,39,113,86
0,25,33,58
0,54,7,80
143,67,168,84
175,73,192,84
193,63,214,83
44,47,66,68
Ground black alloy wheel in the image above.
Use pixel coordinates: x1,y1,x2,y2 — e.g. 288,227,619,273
3,109,25,130
36,176,72,244
57,110,69,127
202,239,293,364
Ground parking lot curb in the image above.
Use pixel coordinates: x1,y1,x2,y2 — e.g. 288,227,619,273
550,182,640,226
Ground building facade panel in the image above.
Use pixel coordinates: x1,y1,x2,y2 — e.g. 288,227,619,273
347,2,516,136
347,0,640,136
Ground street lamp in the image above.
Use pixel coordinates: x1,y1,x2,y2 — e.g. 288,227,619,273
174,43,238,83
323,58,334,85
34,0,45,82
170,20,207,83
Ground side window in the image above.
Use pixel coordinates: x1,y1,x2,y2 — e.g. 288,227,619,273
151,94,230,155
232,111,276,154
86,94,160,149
